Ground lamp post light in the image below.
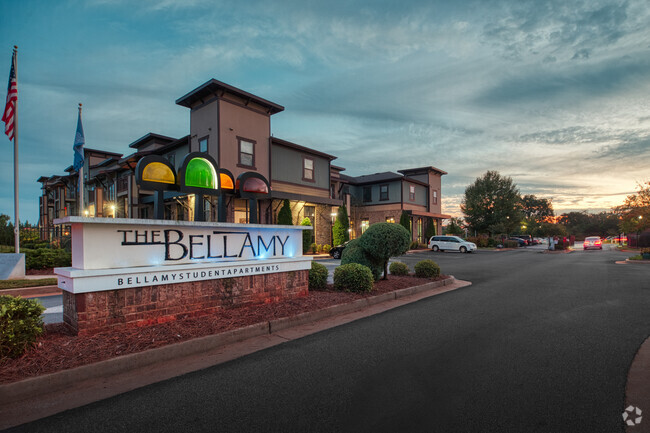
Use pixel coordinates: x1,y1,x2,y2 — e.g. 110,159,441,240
111,204,116,218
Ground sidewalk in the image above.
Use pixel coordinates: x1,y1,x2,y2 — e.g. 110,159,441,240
0,277,470,430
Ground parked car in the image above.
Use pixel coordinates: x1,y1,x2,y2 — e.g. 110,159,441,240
329,241,350,259
507,237,527,247
428,236,476,253
511,234,532,245
583,236,602,250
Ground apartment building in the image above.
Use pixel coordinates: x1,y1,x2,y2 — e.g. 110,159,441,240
38,79,449,246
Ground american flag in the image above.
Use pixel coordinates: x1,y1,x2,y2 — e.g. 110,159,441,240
2,50,17,141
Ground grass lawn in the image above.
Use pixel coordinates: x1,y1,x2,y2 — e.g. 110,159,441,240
0,278,58,290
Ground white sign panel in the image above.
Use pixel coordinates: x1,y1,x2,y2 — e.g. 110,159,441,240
54,217,310,270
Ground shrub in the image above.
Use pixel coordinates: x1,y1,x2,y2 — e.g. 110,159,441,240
341,239,383,281
389,261,409,276
321,244,331,253
487,237,497,248
310,243,318,254
24,248,71,270
309,261,329,290
277,199,293,225
333,263,373,293
503,240,520,249
332,205,350,246
0,295,45,358
300,218,312,254
357,223,411,280
414,259,441,279
409,241,419,250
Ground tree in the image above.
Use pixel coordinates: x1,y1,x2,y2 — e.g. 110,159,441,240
424,217,436,240
357,222,411,280
445,217,464,236
277,199,293,225
521,194,554,224
332,205,350,246
461,171,522,236
613,181,650,234
399,211,411,233
0,214,14,246
300,217,312,253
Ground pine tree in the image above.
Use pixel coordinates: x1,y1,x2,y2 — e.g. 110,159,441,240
399,211,411,233
332,205,350,246
277,199,293,225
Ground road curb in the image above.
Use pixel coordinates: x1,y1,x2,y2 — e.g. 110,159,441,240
0,276,459,409
625,335,650,433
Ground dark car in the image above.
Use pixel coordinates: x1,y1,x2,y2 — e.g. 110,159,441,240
511,234,532,245
329,241,350,259
508,237,527,247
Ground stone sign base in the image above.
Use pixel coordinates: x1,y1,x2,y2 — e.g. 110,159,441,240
62,270,308,335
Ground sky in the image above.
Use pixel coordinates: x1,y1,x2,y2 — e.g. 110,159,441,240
1,0,649,224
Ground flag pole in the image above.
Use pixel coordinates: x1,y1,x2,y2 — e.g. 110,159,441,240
78,103,84,216
12,46,19,254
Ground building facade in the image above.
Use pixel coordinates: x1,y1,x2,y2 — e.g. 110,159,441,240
38,79,450,246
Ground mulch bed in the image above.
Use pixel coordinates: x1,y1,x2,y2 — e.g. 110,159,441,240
0,275,447,384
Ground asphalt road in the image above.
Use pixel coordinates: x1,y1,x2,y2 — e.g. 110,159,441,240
9,247,649,433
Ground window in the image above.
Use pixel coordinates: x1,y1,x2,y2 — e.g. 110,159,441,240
199,136,208,153
238,138,255,168
234,198,249,223
380,184,389,201
303,157,314,181
432,190,438,204
363,186,372,202
361,219,370,234
386,217,395,223
409,185,415,201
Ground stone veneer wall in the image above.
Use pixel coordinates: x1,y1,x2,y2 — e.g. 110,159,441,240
63,270,309,335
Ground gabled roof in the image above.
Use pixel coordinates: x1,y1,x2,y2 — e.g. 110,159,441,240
398,166,447,176
349,172,403,185
176,79,285,114
271,137,337,161
128,132,177,149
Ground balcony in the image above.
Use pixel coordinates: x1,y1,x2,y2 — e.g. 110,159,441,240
117,177,128,194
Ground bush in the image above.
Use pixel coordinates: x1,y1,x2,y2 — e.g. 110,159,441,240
24,248,71,270
309,261,329,290
414,259,441,279
503,240,520,249
467,236,489,248
409,241,420,250
277,199,293,225
358,223,411,279
300,218,312,254
487,237,497,248
333,263,374,293
341,239,383,281
0,295,45,358
310,243,318,254
389,261,409,276
321,244,331,253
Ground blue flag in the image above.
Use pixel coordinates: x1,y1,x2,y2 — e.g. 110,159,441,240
73,109,84,171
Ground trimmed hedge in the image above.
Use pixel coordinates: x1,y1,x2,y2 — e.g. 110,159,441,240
333,263,374,293
388,261,409,276
309,261,329,290
341,239,383,281
0,295,45,358
24,248,71,270
414,259,441,279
